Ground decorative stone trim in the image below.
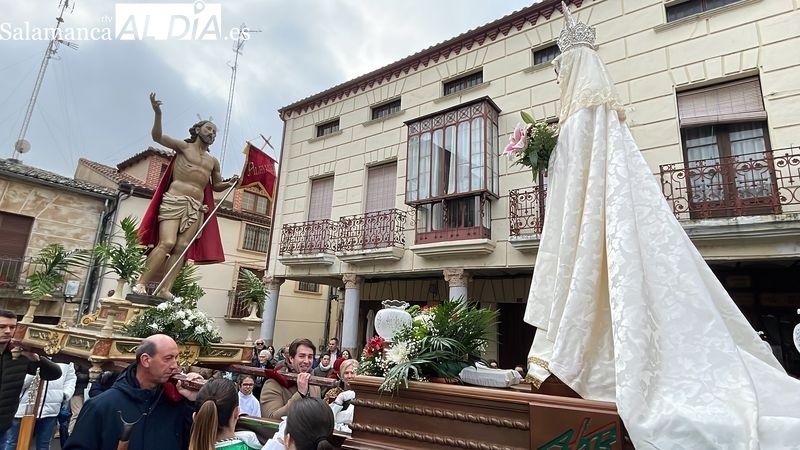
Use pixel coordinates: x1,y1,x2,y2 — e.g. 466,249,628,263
342,273,363,289
443,268,470,288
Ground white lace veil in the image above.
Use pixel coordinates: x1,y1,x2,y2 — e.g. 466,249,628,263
553,47,626,124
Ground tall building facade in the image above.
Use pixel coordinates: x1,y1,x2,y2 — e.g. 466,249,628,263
267,0,800,373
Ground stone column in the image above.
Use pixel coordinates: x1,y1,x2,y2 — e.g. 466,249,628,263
260,276,285,346
341,273,362,354
443,268,470,301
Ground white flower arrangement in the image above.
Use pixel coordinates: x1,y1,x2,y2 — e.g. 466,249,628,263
359,298,498,392
124,296,222,347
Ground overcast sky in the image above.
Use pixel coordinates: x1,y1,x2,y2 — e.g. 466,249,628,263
0,0,536,178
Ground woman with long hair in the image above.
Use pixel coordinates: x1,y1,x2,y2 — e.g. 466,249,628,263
188,379,248,450
284,397,336,450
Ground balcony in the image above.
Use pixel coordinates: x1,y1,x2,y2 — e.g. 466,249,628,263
336,209,407,264
278,219,338,266
508,186,547,252
659,148,800,220
506,147,800,254
0,256,71,304
0,256,32,291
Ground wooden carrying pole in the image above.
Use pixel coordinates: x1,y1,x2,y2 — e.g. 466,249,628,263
16,370,45,450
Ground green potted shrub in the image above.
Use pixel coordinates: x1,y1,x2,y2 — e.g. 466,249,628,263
93,215,147,300
237,269,268,320
22,243,87,323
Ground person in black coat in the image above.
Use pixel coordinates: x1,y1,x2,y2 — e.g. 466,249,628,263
87,370,118,398
64,334,203,450
0,309,62,443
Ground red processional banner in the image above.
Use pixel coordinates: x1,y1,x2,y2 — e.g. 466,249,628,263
239,143,277,199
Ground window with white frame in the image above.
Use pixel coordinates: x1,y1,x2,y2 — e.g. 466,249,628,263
405,98,500,243
241,191,271,216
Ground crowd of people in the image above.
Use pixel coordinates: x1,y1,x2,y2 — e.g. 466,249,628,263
2,308,361,450
3,305,533,450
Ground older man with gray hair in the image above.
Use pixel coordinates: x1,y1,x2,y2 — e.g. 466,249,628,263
64,334,204,450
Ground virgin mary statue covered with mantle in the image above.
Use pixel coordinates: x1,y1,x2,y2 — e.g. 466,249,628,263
524,3,800,448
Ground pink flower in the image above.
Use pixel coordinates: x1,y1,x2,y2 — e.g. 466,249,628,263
503,123,529,155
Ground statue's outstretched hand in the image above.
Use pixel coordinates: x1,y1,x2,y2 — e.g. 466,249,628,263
149,92,162,114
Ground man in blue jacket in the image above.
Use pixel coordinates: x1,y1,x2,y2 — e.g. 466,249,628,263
64,334,203,450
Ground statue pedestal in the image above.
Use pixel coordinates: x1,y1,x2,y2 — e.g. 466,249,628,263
80,295,161,335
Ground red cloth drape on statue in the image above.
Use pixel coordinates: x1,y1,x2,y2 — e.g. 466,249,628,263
137,157,224,264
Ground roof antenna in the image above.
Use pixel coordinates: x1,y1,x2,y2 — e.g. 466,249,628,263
12,0,78,161
219,23,261,173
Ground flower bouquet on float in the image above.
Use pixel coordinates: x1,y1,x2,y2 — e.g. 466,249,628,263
358,297,498,393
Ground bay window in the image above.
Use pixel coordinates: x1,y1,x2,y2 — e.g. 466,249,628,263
406,97,500,243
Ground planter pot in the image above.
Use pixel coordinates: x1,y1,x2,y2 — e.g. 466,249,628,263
245,303,260,320
21,298,41,324
373,300,412,342
112,278,128,300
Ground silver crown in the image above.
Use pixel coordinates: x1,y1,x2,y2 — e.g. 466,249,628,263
557,2,596,52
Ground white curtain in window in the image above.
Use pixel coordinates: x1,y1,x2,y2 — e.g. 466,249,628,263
446,126,457,194
432,129,444,197
730,124,770,198
407,136,419,202
457,122,470,193
685,127,723,203
471,117,484,191
419,132,431,199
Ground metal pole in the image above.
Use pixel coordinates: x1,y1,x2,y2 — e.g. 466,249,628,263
153,182,238,295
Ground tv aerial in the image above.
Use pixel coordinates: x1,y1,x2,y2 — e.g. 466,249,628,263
11,0,77,160
14,139,31,154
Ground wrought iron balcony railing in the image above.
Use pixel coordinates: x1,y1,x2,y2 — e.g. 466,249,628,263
338,209,406,252
0,255,68,294
279,219,338,256
660,147,800,220
0,256,32,290
509,186,547,236
509,147,800,235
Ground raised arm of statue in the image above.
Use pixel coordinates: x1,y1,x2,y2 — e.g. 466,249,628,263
150,93,188,153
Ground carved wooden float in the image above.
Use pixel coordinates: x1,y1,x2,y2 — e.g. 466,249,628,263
343,375,632,450
14,321,253,379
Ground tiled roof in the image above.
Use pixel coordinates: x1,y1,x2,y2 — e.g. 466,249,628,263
0,158,115,198
78,158,145,186
279,0,582,118
117,146,173,170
